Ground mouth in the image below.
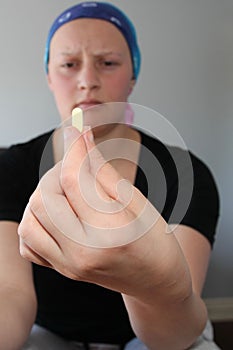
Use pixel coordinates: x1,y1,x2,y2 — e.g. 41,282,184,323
76,101,102,111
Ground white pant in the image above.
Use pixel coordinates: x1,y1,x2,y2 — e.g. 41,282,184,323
22,320,221,350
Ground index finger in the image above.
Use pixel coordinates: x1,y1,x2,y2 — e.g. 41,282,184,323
61,127,118,220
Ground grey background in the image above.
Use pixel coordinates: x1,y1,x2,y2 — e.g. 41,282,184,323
0,0,232,298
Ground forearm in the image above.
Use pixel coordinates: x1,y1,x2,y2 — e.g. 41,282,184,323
123,290,207,350
0,291,36,350
122,224,208,350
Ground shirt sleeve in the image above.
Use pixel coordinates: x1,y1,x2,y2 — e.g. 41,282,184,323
0,146,34,223
179,152,220,247
137,131,220,248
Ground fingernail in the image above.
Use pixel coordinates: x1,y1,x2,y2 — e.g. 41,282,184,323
88,129,94,143
63,127,79,141
84,127,94,144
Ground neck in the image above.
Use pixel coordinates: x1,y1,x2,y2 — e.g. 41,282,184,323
52,123,141,166
94,123,133,145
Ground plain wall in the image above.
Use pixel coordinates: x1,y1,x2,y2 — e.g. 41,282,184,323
1,0,233,298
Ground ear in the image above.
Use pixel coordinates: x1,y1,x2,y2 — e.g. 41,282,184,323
46,70,54,92
128,79,136,96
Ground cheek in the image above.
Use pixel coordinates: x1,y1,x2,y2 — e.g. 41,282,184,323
106,76,132,100
49,67,75,93
50,76,76,117
52,77,75,99
52,76,74,97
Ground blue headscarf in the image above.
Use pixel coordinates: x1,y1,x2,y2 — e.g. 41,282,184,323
44,1,141,79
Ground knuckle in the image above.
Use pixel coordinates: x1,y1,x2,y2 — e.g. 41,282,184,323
29,188,43,215
18,222,32,241
19,243,29,259
60,171,78,193
18,208,35,240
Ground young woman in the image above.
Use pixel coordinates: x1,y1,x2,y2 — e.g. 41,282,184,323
0,2,220,349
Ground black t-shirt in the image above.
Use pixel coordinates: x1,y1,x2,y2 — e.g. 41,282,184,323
0,129,219,344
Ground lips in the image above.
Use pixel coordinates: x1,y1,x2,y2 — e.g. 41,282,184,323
76,101,102,111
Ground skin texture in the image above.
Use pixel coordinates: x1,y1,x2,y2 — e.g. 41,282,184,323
19,127,209,349
47,19,135,140
0,221,37,350
16,18,212,349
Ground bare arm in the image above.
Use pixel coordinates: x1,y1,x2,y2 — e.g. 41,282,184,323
122,225,211,350
18,128,212,350
0,221,37,350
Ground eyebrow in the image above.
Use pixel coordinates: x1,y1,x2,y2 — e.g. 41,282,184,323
58,51,124,58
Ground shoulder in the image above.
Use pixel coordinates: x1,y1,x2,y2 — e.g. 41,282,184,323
3,130,53,158
137,129,220,246
0,130,54,223
0,130,53,159
138,128,218,193
0,130,54,194
0,130,54,173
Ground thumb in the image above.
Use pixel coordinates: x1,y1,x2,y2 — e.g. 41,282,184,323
63,126,82,154
83,128,126,201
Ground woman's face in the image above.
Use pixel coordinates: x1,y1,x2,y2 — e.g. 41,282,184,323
47,18,135,130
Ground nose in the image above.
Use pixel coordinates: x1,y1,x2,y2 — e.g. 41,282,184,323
77,62,100,91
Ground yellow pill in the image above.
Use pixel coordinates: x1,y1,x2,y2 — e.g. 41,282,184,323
72,107,83,132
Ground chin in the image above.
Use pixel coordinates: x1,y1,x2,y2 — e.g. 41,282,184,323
91,123,122,140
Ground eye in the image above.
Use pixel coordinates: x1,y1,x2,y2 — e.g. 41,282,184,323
104,61,115,66
99,59,120,70
61,62,78,69
104,60,119,66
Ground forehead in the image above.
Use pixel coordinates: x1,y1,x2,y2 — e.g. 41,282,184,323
50,18,129,52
